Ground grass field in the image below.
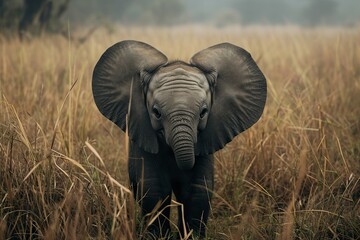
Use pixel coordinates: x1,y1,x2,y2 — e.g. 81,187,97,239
0,26,359,239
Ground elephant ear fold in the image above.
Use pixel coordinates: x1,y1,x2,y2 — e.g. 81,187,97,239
92,40,168,153
191,43,267,155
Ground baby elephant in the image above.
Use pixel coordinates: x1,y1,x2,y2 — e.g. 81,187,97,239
92,40,266,238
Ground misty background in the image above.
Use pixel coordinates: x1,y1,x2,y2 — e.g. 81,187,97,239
1,0,360,37
69,0,360,26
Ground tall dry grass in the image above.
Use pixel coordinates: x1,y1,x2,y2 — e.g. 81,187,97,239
0,26,359,239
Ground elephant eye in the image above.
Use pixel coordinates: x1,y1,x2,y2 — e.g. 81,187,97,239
152,106,162,120
200,107,208,119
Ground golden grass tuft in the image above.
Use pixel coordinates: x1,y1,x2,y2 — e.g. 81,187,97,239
0,25,359,239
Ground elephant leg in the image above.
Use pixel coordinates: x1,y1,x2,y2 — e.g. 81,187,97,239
128,143,172,238
140,185,172,239
173,155,214,238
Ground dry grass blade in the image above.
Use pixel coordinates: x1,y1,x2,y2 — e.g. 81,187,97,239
85,141,106,168
50,79,78,150
244,179,275,201
209,188,238,214
335,134,350,177
125,78,134,159
22,160,45,182
279,149,308,240
53,158,70,179
106,172,132,194
85,140,131,193
171,200,194,239
4,98,36,162
51,149,91,180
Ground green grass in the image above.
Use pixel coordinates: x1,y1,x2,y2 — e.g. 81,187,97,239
0,26,359,239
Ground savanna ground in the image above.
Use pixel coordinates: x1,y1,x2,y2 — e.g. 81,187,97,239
0,25,359,239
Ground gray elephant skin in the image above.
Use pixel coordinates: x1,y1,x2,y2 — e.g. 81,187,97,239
92,40,267,238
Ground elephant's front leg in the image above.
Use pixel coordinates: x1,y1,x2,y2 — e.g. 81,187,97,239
128,143,172,238
173,154,214,238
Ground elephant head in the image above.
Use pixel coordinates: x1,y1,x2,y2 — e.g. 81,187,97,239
92,40,266,170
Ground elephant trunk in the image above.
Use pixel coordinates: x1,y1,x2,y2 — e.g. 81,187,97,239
169,126,196,170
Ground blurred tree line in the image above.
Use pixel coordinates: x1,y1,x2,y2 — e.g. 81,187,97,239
0,0,185,37
67,0,184,26
187,0,360,27
0,0,70,37
231,0,344,26
0,0,359,37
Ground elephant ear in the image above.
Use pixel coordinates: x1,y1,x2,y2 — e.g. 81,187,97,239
191,42,267,155
92,40,168,153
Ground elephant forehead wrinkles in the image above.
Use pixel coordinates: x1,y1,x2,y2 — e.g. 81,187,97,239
147,66,211,117
151,67,208,90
